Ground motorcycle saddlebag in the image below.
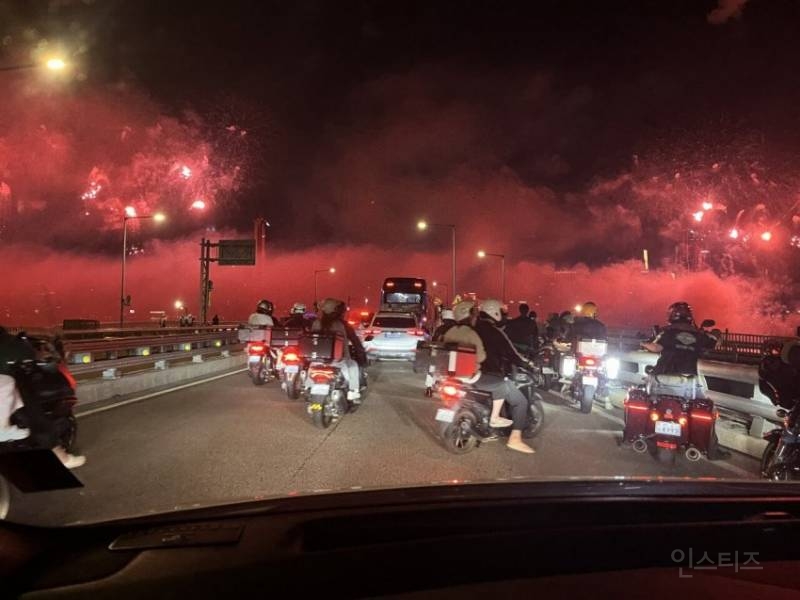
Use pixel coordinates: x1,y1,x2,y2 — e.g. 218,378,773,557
623,387,650,441
688,398,716,453
299,332,345,361
270,327,303,348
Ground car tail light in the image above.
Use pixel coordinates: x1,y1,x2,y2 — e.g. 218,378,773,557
407,328,425,336
248,344,266,355
650,411,660,422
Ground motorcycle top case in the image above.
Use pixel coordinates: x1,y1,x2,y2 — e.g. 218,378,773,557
270,327,303,348
622,387,650,442
299,332,345,361
237,325,271,344
429,342,477,377
576,338,608,357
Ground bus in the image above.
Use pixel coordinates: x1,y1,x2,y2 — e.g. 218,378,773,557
379,277,433,326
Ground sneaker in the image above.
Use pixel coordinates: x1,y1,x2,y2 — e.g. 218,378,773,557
489,417,514,428
507,440,535,454
61,454,87,469
0,425,30,442
347,390,361,401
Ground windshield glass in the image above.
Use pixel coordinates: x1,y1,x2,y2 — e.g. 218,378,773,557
373,316,417,329
2,0,800,528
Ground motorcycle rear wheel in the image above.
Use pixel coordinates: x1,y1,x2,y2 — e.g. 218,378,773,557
760,440,777,478
309,394,332,429
579,385,595,414
286,373,302,400
440,409,479,454
251,364,267,386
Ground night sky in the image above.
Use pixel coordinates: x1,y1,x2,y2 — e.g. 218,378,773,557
2,0,800,327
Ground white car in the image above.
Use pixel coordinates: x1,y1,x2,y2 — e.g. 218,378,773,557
363,312,428,362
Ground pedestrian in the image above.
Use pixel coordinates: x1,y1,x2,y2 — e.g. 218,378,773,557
212,314,220,325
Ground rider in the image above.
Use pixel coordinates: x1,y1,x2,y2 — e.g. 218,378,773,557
759,339,800,410
283,302,310,330
248,299,275,328
432,309,457,342
473,299,537,454
641,301,728,460
504,302,539,355
312,298,367,403
568,302,607,341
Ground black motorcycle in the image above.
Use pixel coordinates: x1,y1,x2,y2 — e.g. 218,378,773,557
761,402,800,480
435,366,545,454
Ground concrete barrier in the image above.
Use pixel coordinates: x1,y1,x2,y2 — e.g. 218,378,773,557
75,353,246,407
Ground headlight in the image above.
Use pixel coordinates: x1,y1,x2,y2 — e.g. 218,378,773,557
561,356,577,378
605,357,620,380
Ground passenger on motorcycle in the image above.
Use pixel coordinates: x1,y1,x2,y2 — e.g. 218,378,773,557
641,301,728,459
283,302,311,330
248,299,275,328
312,298,367,403
504,303,539,354
432,309,456,342
473,299,537,454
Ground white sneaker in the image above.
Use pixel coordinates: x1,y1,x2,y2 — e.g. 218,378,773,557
347,390,361,401
489,417,514,428
61,454,87,469
0,425,30,442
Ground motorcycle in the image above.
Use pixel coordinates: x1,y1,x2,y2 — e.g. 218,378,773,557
245,341,274,386
760,404,800,480
435,365,545,454
531,341,558,391
300,332,367,429
556,338,611,414
270,327,306,400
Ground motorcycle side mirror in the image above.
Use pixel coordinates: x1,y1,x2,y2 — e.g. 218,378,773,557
777,409,788,419
700,319,716,328
644,365,655,375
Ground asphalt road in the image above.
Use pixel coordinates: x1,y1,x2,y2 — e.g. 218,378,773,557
8,362,760,526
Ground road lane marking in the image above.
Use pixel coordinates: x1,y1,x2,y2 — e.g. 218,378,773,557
77,368,247,417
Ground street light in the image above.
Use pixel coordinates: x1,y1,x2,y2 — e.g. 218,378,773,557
314,267,336,303
45,57,67,71
477,249,506,302
761,231,773,242
0,55,68,72
174,300,184,310
417,220,456,300
120,210,166,328
191,199,206,210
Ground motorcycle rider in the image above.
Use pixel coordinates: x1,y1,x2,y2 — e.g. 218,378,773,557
473,299,537,454
312,298,367,403
759,339,800,410
432,309,457,342
248,299,275,328
504,302,539,355
641,301,728,459
283,302,311,330
568,302,607,341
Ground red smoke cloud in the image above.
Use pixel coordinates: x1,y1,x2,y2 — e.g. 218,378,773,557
2,240,797,335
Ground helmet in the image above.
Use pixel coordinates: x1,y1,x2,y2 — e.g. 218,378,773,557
441,309,455,321
667,301,693,324
291,302,306,315
581,302,598,318
480,299,504,323
256,299,274,315
452,301,475,322
320,297,346,318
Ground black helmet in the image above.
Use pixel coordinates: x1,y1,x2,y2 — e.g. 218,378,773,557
256,299,274,315
667,302,693,324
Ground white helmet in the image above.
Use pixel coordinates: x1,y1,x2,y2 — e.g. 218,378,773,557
480,299,503,322
441,309,455,321
452,301,475,322
291,302,306,314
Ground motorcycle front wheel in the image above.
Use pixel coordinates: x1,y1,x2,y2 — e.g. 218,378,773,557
523,399,545,439
439,409,479,454
309,394,333,429
579,384,595,413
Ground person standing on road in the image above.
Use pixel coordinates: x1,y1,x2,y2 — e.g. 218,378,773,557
473,299,537,454
504,303,539,355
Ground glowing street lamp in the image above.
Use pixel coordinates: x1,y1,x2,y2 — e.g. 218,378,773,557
417,219,456,300
477,250,506,302
45,57,67,71
0,54,69,72
174,300,184,310
120,211,166,328
314,267,336,303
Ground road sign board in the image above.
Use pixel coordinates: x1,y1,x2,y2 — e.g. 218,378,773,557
218,239,255,265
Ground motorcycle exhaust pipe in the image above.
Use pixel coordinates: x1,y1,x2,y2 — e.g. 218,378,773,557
632,439,648,454
685,447,702,462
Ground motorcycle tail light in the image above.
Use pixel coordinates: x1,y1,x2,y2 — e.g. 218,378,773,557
691,412,714,422
678,416,688,427
650,411,660,422
283,347,300,363
440,383,463,407
248,344,266,355
579,355,598,367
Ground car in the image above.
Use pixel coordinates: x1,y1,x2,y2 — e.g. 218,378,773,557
362,311,429,362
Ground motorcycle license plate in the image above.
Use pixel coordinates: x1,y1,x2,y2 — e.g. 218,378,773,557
435,408,456,423
284,365,299,374
310,384,330,395
655,421,681,437
248,356,262,364
583,375,599,387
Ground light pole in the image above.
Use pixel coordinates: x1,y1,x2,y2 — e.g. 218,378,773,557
417,220,456,299
314,267,336,305
120,209,166,328
432,280,450,304
477,250,506,302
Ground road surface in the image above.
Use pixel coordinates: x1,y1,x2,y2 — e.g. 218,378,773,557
8,362,759,526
